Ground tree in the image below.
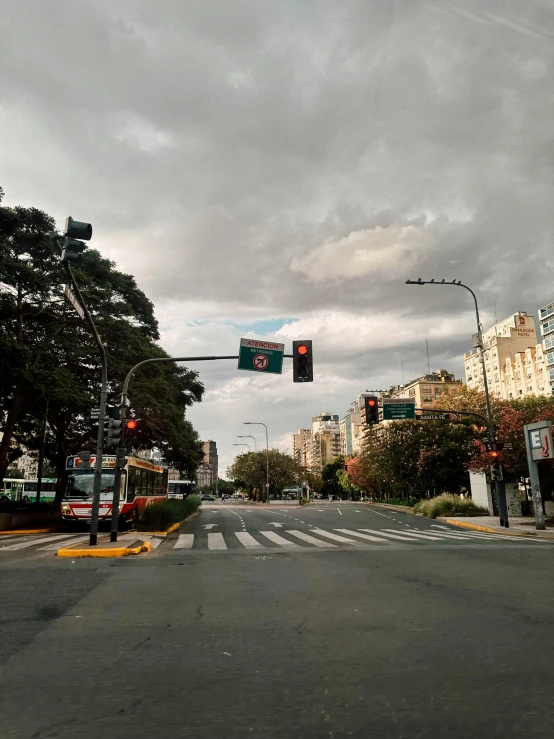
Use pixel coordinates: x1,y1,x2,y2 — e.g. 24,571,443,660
321,456,345,498
0,190,205,499
228,450,302,500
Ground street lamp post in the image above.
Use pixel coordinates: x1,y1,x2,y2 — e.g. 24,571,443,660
238,435,257,451
405,277,509,527
244,422,269,503
233,443,251,453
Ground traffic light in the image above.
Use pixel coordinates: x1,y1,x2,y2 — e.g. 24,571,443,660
61,216,92,263
364,395,379,425
105,418,123,447
485,441,504,457
292,340,313,383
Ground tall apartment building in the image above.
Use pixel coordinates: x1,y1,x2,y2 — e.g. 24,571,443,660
197,440,218,486
539,301,554,395
464,311,550,399
293,429,312,468
389,370,462,408
309,413,341,471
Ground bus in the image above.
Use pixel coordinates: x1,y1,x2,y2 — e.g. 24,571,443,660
62,454,168,527
1,478,25,502
23,479,57,503
168,479,196,500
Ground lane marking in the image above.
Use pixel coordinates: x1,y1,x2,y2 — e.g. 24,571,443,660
235,532,264,548
259,531,301,548
1,534,77,551
310,529,359,544
337,508,343,516
174,534,194,549
286,530,337,548
207,533,227,550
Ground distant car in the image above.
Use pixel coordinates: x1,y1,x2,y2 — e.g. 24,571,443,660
201,494,215,501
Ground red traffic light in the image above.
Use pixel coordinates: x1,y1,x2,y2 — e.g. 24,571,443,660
126,420,137,430
368,399,376,406
297,344,308,355
489,450,499,458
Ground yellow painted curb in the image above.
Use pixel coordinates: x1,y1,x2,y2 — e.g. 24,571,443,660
444,519,554,540
56,540,152,558
0,528,59,535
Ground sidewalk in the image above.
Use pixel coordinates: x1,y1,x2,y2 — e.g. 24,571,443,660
440,515,554,539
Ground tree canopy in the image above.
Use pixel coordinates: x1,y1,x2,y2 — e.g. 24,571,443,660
0,188,205,497
228,450,303,501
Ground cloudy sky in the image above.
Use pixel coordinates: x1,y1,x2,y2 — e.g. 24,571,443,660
2,0,554,476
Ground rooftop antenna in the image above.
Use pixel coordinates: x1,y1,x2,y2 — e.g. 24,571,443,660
492,297,498,324
425,339,431,374
401,358,405,387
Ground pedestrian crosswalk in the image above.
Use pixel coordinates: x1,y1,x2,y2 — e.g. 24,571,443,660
0,525,549,558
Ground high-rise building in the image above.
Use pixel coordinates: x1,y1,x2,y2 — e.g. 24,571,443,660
464,311,550,399
309,413,341,471
390,370,462,408
538,301,554,395
293,429,312,468
197,440,218,486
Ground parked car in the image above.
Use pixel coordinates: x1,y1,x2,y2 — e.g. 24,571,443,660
201,494,216,501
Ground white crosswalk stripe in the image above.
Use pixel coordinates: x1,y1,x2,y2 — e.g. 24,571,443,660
39,536,90,550
235,532,264,548
174,534,194,549
358,528,427,542
309,529,360,545
286,530,337,548
335,529,394,543
381,528,461,541
207,533,227,550
1,534,76,551
259,531,301,548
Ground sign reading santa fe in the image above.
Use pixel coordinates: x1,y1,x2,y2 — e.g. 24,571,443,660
238,338,284,375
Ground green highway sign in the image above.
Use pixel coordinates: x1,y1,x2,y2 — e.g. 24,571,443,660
238,338,284,375
382,398,416,420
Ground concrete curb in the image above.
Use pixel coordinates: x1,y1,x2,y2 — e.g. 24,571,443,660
138,511,199,537
0,528,59,535
56,540,153,558
444,518,554,540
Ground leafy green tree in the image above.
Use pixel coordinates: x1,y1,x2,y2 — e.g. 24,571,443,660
228,450,302,501
0,189,205,499
321,455,345,498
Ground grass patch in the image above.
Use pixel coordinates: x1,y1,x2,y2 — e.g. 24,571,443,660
413,494,488,519
136,494,201,531
378,498,413,507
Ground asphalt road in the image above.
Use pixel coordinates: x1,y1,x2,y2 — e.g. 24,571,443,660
2,504,554,738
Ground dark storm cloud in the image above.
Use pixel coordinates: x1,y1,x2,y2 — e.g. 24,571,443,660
2,0,553,472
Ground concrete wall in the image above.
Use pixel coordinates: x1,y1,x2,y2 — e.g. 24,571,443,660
469,472,492,513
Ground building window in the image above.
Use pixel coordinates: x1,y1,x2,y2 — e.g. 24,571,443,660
542,318,554,335
423,396,432,403
540,305,554,320
545,334,554,351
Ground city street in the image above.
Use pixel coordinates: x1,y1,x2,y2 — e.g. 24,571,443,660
2,504,554,738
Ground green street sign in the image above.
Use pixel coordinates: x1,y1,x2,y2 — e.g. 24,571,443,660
382,398,416,420
238,338,284,375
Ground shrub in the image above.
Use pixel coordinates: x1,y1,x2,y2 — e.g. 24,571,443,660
413,494,487,519
137,494,201,531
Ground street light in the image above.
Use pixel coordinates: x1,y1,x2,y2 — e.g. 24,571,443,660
244,422,269,503
233,443,251,453
405,277,509,527
237,435,257,451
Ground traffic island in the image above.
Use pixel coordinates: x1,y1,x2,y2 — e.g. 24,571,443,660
56,538,153,558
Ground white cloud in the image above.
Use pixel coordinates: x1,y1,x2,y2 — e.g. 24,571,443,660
291,224,436,283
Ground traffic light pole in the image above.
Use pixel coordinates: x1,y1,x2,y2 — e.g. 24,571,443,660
64,262,107,546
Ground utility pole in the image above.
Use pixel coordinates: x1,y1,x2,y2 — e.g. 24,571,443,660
406,277,509,527
35,396,49,504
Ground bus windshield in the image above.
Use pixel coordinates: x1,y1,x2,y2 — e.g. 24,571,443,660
65,472,122,501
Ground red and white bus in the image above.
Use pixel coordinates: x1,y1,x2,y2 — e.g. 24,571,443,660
62,454,168,527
